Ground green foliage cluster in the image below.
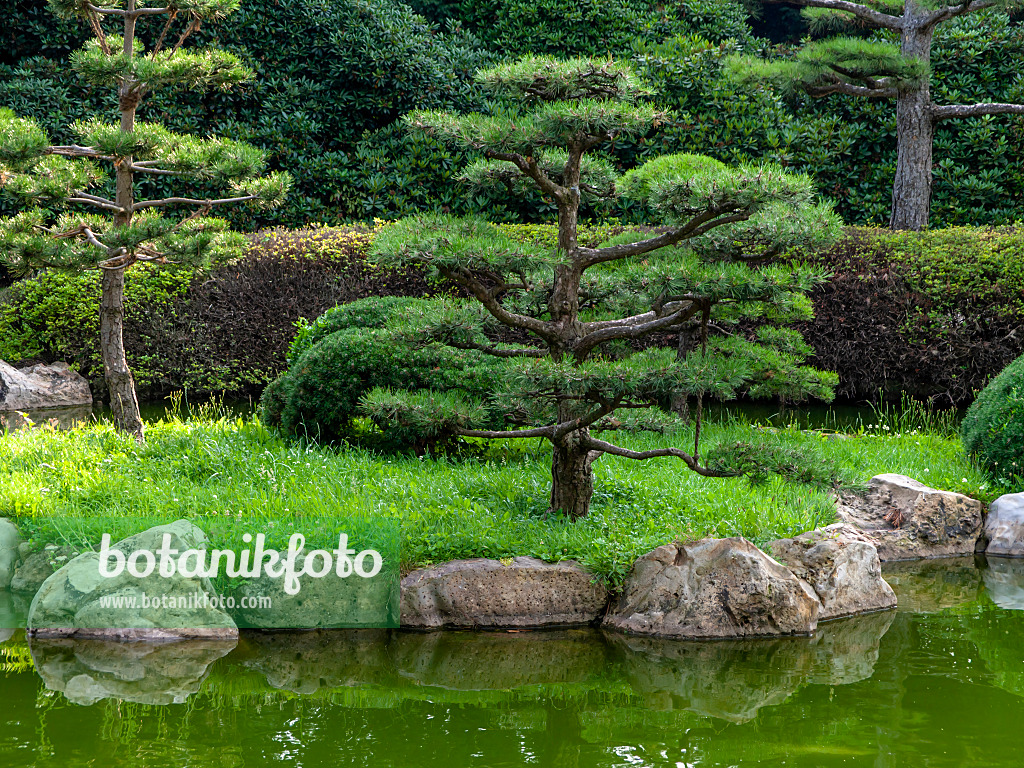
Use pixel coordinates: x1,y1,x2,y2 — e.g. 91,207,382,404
260,296,503,447
962,354,1024,490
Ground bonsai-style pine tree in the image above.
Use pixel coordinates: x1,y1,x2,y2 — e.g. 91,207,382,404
730,1,1024,231
366,56,843,519
0,0,289,440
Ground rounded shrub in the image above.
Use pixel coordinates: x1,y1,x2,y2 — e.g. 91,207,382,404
962,353,1024,489
261,297,503,445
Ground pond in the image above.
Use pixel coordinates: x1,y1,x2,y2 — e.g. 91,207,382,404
1,556,1022,767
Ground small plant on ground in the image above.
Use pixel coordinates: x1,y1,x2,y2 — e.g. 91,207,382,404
346,55,844,519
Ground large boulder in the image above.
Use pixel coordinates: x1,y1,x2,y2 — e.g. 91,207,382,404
11,545,79,597
27,520,237,641
603,538,820,639
400,557,607,629
0,360,92,411
837,474,983,560
983,492,1024,557
0,517,22,590
28,635,236,705
769,523,897,620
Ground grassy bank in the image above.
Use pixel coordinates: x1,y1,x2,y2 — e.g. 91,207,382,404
0,407,1000,583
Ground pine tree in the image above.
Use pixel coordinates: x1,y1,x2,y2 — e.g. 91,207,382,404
0,0,290,440
729,2,1024,230
365,56,843,519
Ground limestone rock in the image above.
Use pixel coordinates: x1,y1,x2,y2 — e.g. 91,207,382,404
984,492,1024,557
769,523,897,620
11,546,78,597
837,474,982,560
27,520,237,640
603,538,820,639
0,517,22,590
0,360,92,411
400,556,607,629
29,635,236,705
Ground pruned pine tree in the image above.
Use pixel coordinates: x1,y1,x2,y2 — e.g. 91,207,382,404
0,0,290,440
367,56,843,520
728,1,1024,231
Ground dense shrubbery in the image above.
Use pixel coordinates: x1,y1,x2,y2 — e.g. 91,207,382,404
2,224,1021,404
4,3,1022,228
962,354,1024,489
790,226,1024,405
261,297,503,447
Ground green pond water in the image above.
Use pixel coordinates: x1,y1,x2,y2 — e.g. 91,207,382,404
2,556,1023,767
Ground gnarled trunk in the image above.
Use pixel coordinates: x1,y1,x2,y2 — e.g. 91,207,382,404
890,14,935,231
550,428,596,520
100,267,144,440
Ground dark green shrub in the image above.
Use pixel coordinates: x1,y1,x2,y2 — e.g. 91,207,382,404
260,297,503,445
962,354,1024,489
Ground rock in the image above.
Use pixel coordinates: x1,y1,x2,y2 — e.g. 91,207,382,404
983,557,1024,611
837,474,983,560
27,520,237,641
11,546,78,597
1,404,94,433
769,523,897,620
603,538,820,639
28,635,236,705
400,557,607,629
983,492,1024,557
243,630,393,694
235,549,397,630
882,557,982,613
391,629,608,691
0,360,92,411
0,517,22,590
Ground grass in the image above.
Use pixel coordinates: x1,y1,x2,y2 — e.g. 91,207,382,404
0,404,1003,584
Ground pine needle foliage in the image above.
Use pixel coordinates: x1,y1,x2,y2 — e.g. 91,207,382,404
334,56,843,519
0,0,290,440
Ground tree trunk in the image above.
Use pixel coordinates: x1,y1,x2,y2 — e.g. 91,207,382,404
100,3,145,441
100,267,144,440
549,428,596,520
889,14,935,231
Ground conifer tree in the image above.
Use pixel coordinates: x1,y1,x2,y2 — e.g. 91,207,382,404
0,0,290,440
365,56,843,519
729,2,1024,230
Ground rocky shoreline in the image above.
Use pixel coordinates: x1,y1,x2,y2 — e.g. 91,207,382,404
2,475,1021,642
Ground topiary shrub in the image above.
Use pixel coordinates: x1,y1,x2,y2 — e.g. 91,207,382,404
260,297,504,448
962,353,1024,490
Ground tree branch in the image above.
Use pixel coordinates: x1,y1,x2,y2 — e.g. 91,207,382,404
926,1,996,26
436,265,561,344
132,195,258,211
806,78,898,100
485,149,565,202
770,0,902,29
442,340,548,358
932,102,1024,121
575,302,701,358
582,435,741,477
577,208,732,268
455,425,555,439
68,196,127,213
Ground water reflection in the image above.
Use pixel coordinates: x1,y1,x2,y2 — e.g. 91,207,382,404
983,557,1024,611
28,636,237,705
883,556,983,612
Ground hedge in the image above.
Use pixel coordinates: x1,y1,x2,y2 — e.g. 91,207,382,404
1,224,1021,404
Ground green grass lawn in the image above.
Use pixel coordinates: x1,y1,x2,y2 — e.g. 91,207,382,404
0,407,1002,582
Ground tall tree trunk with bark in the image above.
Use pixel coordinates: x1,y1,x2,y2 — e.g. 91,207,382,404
890,9,935,231
103,2,145,441
550,426,597,520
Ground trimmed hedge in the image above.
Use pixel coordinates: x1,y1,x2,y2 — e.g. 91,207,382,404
1,224,1021,405
962,353,1024,489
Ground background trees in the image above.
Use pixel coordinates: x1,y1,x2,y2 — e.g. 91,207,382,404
0,0,289,439
731,1,1024,230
